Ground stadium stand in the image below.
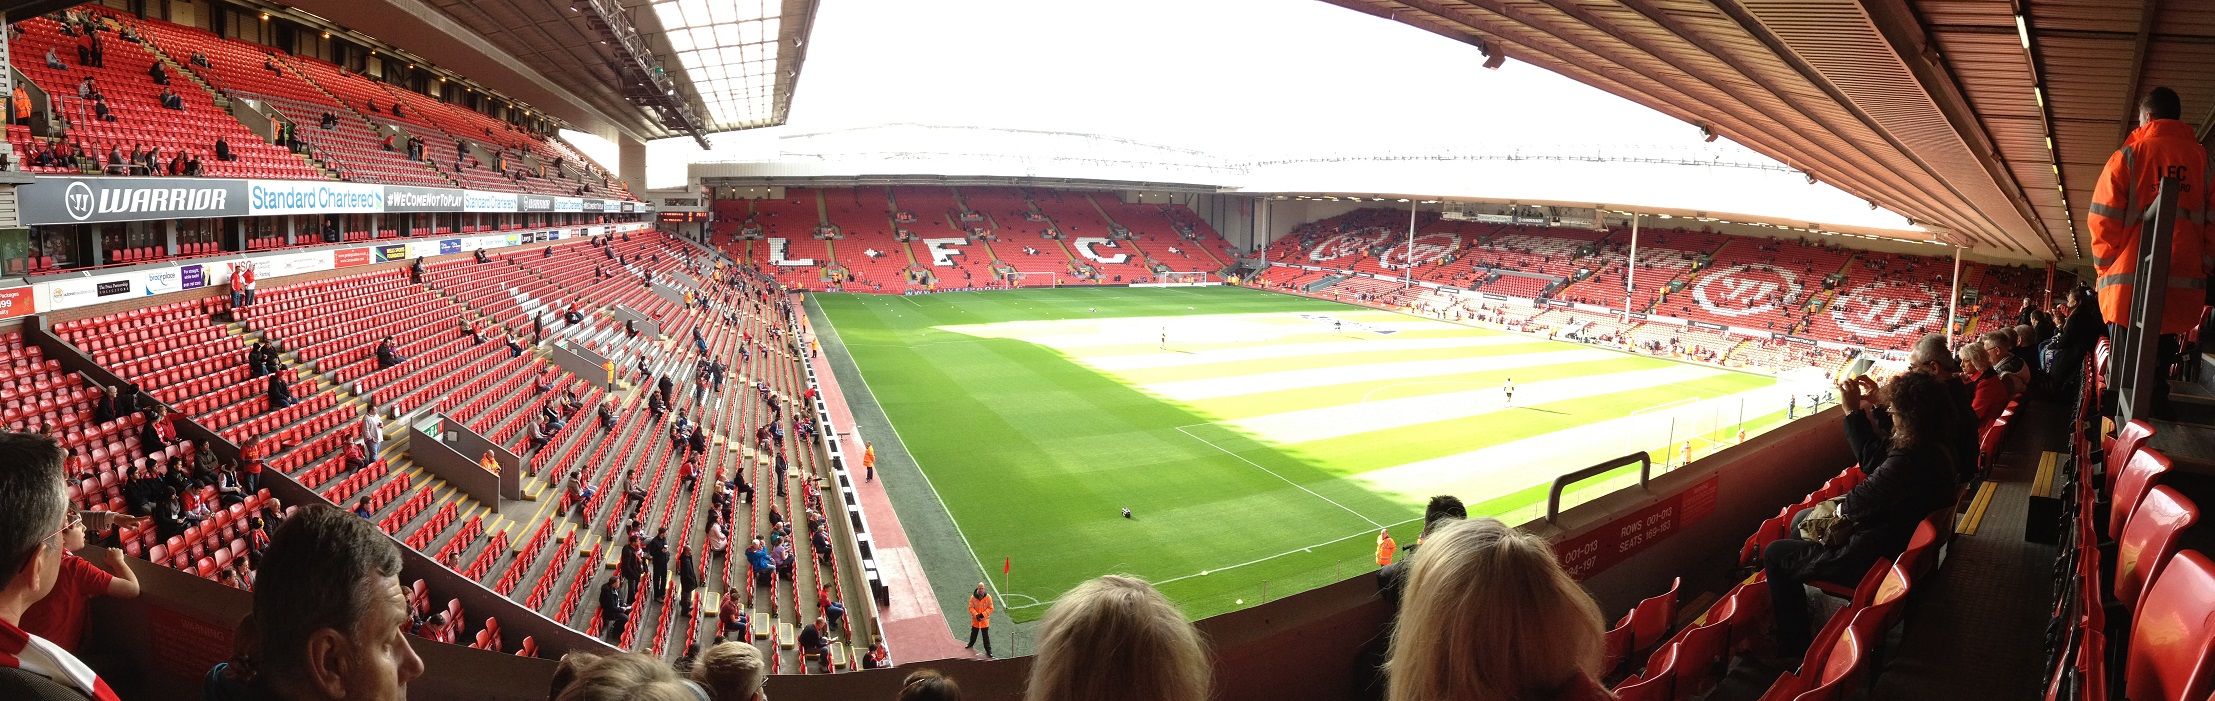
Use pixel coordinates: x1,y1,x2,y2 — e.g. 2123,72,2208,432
714,186,1233,292
8,14,320,180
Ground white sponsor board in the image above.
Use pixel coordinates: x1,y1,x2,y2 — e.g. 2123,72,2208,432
1129,282,1223,288
464,191,521,213
31,222,651,313
247,180,385,215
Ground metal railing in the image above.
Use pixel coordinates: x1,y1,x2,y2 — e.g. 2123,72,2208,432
1547,451,1653,523
2117,176,2182,424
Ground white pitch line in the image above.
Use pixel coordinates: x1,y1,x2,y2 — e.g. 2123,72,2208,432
1173,424,1384,530
809,302,1014,611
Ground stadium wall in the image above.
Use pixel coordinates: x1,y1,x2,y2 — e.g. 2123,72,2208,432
1259,199,1372,246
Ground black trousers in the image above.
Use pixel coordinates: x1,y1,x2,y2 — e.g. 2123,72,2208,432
966,626,992,655
1761,537,1870,654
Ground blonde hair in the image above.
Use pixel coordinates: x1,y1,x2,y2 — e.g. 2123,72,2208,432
1957,343,1989,374
692,642,766,701
553,652,697,701
1024,575,1210,701
1385,518,1606,701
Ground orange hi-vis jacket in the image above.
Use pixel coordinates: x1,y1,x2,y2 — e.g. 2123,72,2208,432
1375,530,1398,567
2090,118,2215,334
968,592,993,629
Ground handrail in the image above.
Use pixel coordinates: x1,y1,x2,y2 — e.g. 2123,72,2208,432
1547,451,1653,523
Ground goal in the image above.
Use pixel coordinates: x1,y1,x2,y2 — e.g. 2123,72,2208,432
1160,271,1211,285
1010,271,1060,288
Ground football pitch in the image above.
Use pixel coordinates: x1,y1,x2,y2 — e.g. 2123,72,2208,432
811,285,1789,622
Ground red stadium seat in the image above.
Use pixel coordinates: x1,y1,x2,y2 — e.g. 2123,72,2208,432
2115,486,2200,613
2105,419,2156,492
1613,641,1676,701
2111,448,2176,538
2126,550,2215,701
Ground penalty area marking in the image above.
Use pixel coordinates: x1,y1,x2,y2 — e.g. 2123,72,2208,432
1173,423,1384,530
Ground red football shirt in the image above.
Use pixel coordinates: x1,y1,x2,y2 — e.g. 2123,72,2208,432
19,554,115,652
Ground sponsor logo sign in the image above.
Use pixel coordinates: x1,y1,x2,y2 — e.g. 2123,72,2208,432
180,265,205,290
0,286,35,318
463,191,519,213
438,239,462,255
1688,321,1727,331
96,279,131,297
553,197,584,213
1691,264,1801,319
520,195,555,212
22,177,246,225
334,247,371,268
142,269,182,295
373,244,410,263
383,186,466,212
248,180,384,215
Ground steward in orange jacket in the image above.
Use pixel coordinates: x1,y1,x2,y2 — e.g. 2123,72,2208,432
2090,87,2214,336
964,582,995,658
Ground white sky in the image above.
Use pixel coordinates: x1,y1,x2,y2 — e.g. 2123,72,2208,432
638,0,1917,231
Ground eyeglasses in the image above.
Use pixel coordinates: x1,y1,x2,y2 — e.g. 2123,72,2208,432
44,512,79,546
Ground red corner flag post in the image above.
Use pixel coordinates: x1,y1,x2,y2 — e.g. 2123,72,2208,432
1002,556,1011,598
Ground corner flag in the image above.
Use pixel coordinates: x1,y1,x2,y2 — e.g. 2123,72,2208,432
1002,557,1011,575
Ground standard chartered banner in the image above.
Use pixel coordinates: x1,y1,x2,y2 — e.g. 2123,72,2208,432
17,175,644,225
248,180,385,215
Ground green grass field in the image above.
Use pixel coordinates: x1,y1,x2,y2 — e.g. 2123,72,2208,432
814,286,1783,622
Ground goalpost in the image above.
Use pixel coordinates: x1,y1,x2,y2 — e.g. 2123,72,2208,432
1160,271,1211,285
1010,271,1060,288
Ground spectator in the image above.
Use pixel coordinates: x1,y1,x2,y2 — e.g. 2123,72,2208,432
239,439,268,494
183,152,202,176
594,578,629,643
797,615,832,670
214,137,233,162
342,439,370,473
362,410,384,457
1959,343,2009,430
1763,372,1957,658
1386,518,1609,701
0,433,120,699
351,497,372,520
149,61,169,85
549,652,697,701
863,640,890,670
43,47,63,69
899,670,961,701
674,547,699,614
689,642,765,701
223,504,423,699
266,372,295,411
140,405,176,451
20,509,140,654
191,51,210,67
1023,575,1207,701
646,529,670,603
1981,331,2030,395
373,336,403,369
717,592,746,639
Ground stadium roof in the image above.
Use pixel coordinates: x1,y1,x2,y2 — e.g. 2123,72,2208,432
1324,0,2215,264
266,0,816,143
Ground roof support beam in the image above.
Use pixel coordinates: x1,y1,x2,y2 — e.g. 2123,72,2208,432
2118,0,2161,147
1366,0,1973,243
1856,0,2064,259
1704,0,2030,255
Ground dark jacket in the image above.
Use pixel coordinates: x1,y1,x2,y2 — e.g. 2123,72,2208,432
598,583,628,622
1863,378,1979,483
1822,410,1957,576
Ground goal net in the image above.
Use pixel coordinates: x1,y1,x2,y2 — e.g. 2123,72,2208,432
1010,271,1060,288
1161,271,1210,285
